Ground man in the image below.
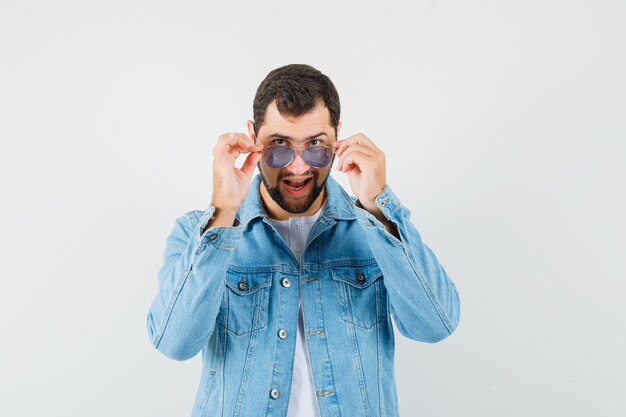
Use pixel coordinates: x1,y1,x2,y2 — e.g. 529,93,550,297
147,64,460,417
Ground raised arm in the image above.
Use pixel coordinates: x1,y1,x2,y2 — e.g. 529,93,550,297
356,186,460,342
335,133,460,342
146,133,261,360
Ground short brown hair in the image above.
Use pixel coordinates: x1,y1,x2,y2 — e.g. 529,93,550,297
252,64,341,137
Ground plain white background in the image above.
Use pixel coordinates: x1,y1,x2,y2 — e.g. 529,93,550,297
1,0,624,416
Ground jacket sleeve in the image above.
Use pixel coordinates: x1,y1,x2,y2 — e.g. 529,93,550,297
355,185,460,343
146,206,244,360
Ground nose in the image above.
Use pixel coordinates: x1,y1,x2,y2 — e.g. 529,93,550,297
286,150,310,174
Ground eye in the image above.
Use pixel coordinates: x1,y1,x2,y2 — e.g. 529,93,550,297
273,138,288,146
309,139,322,146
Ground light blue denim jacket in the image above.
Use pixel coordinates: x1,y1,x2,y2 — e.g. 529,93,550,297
147,174,460,417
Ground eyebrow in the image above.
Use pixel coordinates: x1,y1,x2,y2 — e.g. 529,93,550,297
267,132,328,140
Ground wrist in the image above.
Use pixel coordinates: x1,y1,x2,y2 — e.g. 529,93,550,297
357,185,386,215
211,204,239,215
204,205,239,231
210,197,240,215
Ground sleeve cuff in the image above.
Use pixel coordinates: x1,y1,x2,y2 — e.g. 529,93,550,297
195,204,244,250
354,185,402,228
374,184,402,219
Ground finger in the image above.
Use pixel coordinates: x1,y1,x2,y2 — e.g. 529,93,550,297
226,140,262,160
214,133,261,156
334,134,374,157
333,135,358,156
337,143,375,159
226,134,262,155
240,151,262,178
214,133,243,155
338,156,363,174
336,145,374,171
338,150,373,172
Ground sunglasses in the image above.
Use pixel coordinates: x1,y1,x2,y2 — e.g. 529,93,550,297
261,145,335,169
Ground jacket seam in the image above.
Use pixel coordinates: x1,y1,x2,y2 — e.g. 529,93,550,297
401,243,454,334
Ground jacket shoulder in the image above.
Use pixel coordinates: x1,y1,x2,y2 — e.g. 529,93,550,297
169,209,206,235
182,209,205,224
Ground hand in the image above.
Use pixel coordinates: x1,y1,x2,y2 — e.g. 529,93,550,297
334,133,386,214
211,133,262,215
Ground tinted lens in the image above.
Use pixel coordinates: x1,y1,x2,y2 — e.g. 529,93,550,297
263,146,295,168
302,146,333,167
263,146,333,168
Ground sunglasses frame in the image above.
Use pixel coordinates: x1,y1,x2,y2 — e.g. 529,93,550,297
261,145,335,169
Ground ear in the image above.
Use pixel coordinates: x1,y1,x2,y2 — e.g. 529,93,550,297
247,120,256,142
336,121,342,138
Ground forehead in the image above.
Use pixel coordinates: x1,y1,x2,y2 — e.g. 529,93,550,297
259,100,333,140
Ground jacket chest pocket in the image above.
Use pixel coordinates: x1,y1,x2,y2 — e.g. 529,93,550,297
217,271,272,336
331,263,387,329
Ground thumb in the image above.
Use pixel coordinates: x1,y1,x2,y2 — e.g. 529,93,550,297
240,152,262,178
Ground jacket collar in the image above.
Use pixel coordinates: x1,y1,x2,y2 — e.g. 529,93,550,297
238,174,357,226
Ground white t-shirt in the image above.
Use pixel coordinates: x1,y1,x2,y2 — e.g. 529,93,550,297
270,207,323,417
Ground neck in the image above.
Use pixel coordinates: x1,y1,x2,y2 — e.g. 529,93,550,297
260,183,327,221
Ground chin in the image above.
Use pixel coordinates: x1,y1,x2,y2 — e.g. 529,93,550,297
260,167,330,214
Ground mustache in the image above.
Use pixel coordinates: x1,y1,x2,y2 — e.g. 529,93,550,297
277,170,318,181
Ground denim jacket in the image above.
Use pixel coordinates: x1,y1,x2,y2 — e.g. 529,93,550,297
147,174,460,417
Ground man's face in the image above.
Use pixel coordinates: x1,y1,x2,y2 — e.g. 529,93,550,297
251,100,340,215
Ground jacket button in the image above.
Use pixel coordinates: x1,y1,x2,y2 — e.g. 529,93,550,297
208,233,218,240
356,272,366,283
270,388,280,399
237,281,248,291
281,278,291,288
278,329,288,339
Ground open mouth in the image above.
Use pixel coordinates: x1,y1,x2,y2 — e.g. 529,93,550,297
283,177,312,191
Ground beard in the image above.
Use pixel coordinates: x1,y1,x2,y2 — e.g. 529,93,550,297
259,166,331,214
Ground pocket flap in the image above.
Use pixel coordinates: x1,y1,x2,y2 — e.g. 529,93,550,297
330,263,383,289
225,271,272,295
